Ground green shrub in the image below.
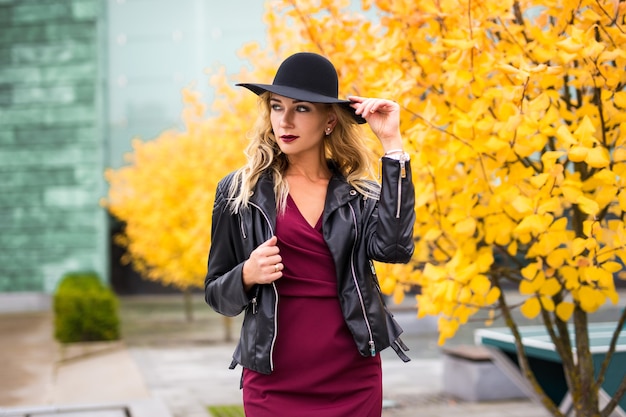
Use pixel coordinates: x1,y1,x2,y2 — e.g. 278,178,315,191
53,271,120,343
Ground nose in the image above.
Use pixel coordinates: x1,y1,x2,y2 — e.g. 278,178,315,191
279,108,294,127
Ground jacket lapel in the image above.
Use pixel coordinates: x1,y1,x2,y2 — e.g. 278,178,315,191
249,172,277,225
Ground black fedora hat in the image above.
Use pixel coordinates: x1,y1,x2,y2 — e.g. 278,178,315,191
237,52,366,124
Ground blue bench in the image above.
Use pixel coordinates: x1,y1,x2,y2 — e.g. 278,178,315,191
475,323,626,417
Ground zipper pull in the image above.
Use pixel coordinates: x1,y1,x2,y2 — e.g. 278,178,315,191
251,297,258,315
369,340,376,357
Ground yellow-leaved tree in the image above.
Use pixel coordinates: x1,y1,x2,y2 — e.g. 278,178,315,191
103,75,252,319
105,0,626,414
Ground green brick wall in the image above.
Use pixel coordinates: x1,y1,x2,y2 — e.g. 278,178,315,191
0,0,108,294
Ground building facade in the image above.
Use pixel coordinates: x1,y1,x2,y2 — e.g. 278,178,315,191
0,0,265,310
0,0,108,310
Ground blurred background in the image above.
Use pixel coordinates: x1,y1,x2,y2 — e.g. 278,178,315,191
0,0,267,310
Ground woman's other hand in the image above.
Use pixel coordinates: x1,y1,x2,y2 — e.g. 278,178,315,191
242,236,283,291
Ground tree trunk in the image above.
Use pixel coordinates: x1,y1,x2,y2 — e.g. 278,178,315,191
496,283,564,416
571,307,600,417
223,316,233,342
183,289,194,322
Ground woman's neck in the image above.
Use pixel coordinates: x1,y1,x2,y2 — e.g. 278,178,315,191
285,155,331,182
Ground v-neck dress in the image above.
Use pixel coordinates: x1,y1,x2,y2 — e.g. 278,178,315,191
242,195,382,417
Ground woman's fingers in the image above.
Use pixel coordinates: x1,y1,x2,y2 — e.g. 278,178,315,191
348,96,398,117
243,236,283,287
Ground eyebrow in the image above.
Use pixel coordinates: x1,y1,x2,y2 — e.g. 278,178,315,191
269,97,310,105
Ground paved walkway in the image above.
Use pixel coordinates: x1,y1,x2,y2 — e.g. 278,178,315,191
6,291,626,417
0,294,564,417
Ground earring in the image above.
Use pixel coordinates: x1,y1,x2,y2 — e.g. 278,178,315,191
325,127,332,136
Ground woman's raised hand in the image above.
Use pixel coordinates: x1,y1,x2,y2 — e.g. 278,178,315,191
348,96,403,151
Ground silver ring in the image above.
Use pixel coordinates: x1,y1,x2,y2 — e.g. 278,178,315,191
274,264,279,273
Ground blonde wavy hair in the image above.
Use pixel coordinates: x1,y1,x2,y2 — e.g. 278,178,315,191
228,92,379,214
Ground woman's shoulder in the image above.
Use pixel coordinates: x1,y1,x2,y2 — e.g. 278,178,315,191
217,170,241,191
327,159,380,198
361,180,381,201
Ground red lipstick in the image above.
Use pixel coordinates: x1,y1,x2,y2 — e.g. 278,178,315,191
281,135,298,143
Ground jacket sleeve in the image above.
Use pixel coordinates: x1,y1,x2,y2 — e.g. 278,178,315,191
365,156,416,263
204,175,251,317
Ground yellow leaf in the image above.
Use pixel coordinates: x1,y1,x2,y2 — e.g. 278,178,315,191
380,276,396,295
497,63,527,77
592,266,614,288
614,147,626,162
595,186,618,209
556,301,574,321
511,195,534,214
458,286,472,303
521,263,539,280
423,228,442,241
541,151,565,167
577,286,603,313
568,146,588,162
571,237,587,257
475,249,495,272
540,278,562,297
615,91,626,108
561,185,582,203
583,220,601,238
576,195,600,216
540,296,555,311
557,37,583,54
602,261,623,273
423,263,447,281
520,269,546,294
520,297,541,319
442,38,476,50
574,116,597,144
437,317,460,345
469,275,491,296
485,287,501,305
593,169,616,185
556,125,577,146
585,147,610,168
561,265,580,290
520,279,535,295
528,92,550,112
455,217,477,236
546,249,568,269
537,197,561,214
530,173,550,189
393,285,405,304
515,214,553,235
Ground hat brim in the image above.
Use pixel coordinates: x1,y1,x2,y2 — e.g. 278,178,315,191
237,83,366,124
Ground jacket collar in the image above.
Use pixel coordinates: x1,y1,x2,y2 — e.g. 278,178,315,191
325,163,360,214
249,172,277,221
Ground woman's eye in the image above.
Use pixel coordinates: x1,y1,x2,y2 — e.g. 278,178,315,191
296,105,310,112
271,104,282,111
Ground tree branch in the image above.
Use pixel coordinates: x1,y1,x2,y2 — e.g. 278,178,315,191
573,307,599,415
599,307,626,417
495,275,564,416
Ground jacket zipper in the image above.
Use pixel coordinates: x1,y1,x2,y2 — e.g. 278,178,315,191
248,202,279,372
396,158,406,218
348,204,376,356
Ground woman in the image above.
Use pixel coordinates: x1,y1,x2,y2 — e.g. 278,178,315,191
205,52,415,417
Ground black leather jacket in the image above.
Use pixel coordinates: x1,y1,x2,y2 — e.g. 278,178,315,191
205,157,415,374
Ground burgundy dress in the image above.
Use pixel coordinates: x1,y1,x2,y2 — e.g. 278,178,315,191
242,195,382,417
